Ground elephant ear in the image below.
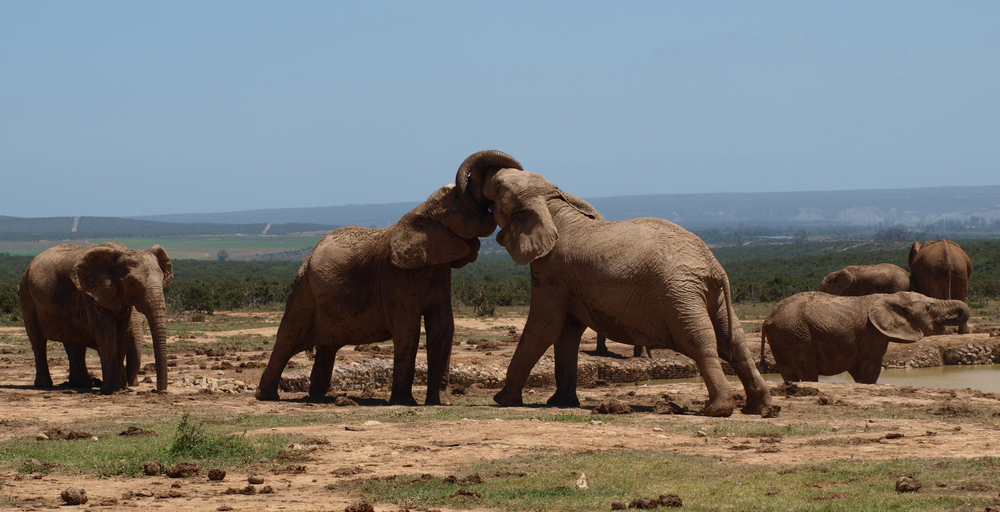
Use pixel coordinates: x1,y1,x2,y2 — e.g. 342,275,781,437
908,241,922,268
486,170,559,265
147,245,173,287
825,270,853,295
70,245,123,311
389,213,473,269
869,295,924,343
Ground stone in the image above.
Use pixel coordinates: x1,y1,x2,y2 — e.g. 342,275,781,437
248,474,265,484
895,476,922,492
208,469,226,481
60,488,88,505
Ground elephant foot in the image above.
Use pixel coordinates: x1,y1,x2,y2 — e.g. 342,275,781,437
255,387,280,401
700,398,735,417
546,392,580,407
307,387,328,400
740,389,774,415
388,392,419,406
493,388,524,406
34,376,54,388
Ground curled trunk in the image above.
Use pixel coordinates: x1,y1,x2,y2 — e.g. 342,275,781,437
455,150,523,212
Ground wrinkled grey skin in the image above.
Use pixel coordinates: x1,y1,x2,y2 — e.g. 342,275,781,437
457,157,772,417
19,242,172,394
761,291,970,383
909,239,973,334
820,264,910,296
595,334,650,358
255,181,502,405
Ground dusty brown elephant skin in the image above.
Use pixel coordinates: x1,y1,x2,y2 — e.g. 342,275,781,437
761,291,970,383
256,152,520,405
19,243,173,394
819,263,910,296
457,160,772,417
909,239,973,334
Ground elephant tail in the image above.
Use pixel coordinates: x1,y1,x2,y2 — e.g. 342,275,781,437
710,258,736,362
944,241,953,300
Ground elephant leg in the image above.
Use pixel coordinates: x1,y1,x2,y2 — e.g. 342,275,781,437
308,345,340,398
64,344,93,388
423,305,455,406
84,307,126,394
256,309,316,401
848,359,882,384
388,314,422,406
125,313,144,386
23,311,53,388
494,294,569,406
595,334,609,354
712,307,772,414
633,345,651,358
674,311,734,417
547,317,587,407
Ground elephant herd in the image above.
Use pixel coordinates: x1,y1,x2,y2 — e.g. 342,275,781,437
15,151,976,417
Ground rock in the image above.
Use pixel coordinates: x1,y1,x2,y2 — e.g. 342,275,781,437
248,474,265,484
658,494,682,507
895,476,921,492
208,469,226,481
345,501,375,512
35,433,49,441
761,405,781,418
60,488,88,505
143,460,163,476
576,472,589,490
166,462,199,478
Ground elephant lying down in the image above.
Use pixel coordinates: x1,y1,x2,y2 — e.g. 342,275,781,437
761,291,970,383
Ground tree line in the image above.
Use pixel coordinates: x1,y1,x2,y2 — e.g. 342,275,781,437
2,238,998,319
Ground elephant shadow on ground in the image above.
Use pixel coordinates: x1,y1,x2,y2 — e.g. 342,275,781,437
296,395,391,407
580,349,630,359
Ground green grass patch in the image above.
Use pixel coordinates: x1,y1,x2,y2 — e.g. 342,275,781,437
344,450,1000,511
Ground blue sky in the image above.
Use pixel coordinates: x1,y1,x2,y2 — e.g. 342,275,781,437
2,2,998,218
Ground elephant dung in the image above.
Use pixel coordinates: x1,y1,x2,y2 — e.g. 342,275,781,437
60,488,88,505
895,476,922,492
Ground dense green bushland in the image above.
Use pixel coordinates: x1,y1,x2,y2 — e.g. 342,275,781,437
2,238,997,316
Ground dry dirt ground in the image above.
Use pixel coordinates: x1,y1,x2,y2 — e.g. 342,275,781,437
1,315,1000,511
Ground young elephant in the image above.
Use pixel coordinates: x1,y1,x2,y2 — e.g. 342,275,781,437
820,263,910,296
255,156,516,405
19,242,172,394
761,291,970,383
456,155,772,417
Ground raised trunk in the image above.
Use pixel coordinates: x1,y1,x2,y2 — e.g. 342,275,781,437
454,150,523,211
139,291,169,392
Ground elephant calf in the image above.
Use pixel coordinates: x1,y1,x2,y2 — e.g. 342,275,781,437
255,154,512,405
820,263,910,296
761,291,970,384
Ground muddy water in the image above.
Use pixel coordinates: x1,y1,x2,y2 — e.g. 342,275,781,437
647,365,1000,393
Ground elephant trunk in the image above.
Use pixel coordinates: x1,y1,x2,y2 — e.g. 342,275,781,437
138,291,170,392
939,300,971,327
455,150,524,212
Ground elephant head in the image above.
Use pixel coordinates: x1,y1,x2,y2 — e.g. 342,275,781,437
70,243,173,391
820,269,854,295
388,183,498,270
869,291,971,343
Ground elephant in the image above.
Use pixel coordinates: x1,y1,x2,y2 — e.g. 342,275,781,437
819,263,910,296
595,334,650,358
909,239,973,334
255,153,517,405
19,242,172,394
456,154,772,416
761,291,970,383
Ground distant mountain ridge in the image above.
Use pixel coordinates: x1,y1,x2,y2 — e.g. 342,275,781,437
133,185,1000,228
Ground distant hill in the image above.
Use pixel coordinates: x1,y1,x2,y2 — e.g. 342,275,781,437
0,216,338,242
4,185,999,242
132,185,1000,228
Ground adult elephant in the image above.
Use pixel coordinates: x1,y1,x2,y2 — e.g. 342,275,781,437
19,242,172,394
761,291,970,383
908,239,973,334
457,155,772,416
820,263,910,296
256,153,516,405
